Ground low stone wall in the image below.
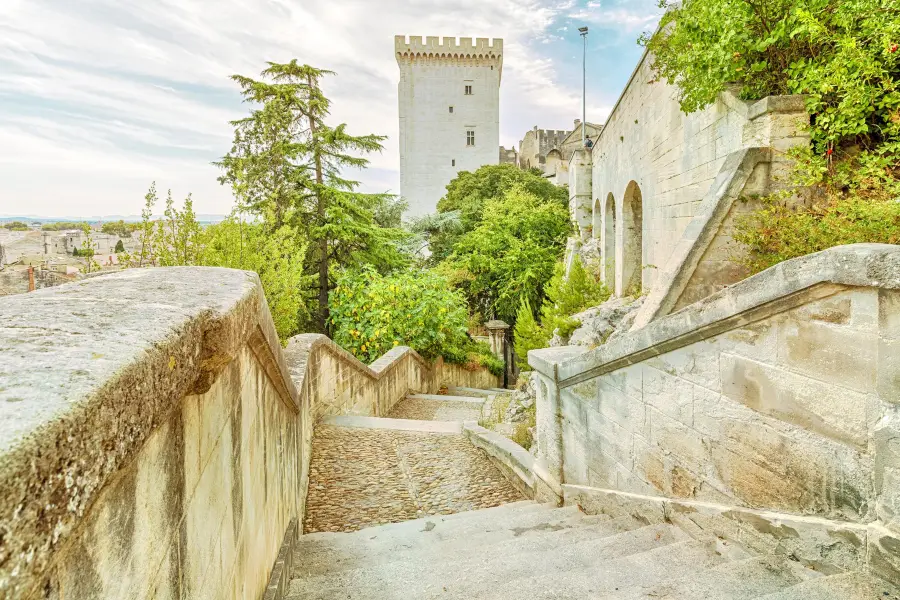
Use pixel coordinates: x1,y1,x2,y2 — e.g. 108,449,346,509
0,268,498,600
529,244,900,582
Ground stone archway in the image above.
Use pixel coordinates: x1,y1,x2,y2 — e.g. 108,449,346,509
618,181,643,297
602,193,616,287
592,198,602,240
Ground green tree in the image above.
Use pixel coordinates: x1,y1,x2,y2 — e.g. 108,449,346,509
3,221,29,231
423,164,568,262
155,190,202,266
217,60,407,332
513,298,549,371
540,256,610,338
102,220,136,237
139,183,157,267
438,186,571,323
114,239,125,253
79,224,99,273
199,215,313,340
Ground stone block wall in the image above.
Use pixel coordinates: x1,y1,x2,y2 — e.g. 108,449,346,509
586,47,809,303
530,245,900,581
0,268,499,600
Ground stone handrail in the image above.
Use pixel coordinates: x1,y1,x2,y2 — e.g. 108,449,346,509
528,244,900,582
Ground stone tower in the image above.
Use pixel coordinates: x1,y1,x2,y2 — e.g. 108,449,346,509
395,35,503,217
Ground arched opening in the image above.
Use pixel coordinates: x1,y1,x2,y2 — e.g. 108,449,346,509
602,193,616,287
619,181,643,297
592,198,602,240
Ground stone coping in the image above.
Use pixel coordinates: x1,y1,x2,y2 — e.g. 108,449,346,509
321,415,465,434
530,244,900,387
463,423,563,504
0,267,295,598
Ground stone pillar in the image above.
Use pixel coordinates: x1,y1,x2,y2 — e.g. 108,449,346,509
568,148,593,242
534,371,564,489
485,320,510,386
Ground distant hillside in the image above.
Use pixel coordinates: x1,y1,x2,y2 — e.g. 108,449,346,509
0,214,228,225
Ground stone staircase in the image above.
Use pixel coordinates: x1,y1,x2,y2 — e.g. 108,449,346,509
293,386,900,599
288,500,898,599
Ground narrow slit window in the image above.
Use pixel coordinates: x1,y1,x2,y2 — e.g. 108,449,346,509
464,84,473,95
452,159,456,166
449,106,454,113
466,130,475,146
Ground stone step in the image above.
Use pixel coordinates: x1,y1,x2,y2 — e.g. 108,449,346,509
754,571,900,600
446,386,500,398
289,537,722,600
405,393,485,404
319,414,463,433
295,512,644,578
604,555,819,599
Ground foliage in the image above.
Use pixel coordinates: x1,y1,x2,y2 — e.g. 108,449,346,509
329,267,499,374
426,164,569,262
216,60,407,331
139,183,157,267
642,0,900,270
41,221,88,231
154,189,203,266
513,298,549,371
512,256,610,366
438,186,571,323
199,216,313,340
102,220,138,237
78,224,99,273
540,256,610,338
642,0,900,152
114,240,125,253
2,221,29,230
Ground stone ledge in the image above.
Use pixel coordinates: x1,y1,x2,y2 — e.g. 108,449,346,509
563,484,871,574
262,519,298,600
0,267,294,599
531,244,900,387
321,415,464,434
463,423,562,505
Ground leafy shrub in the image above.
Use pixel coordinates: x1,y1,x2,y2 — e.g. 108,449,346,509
513,256,610,366
41,221,89,231
438,186,571,323
114,240,125,253
513,299,549,371
329,267,499,374
3,221,29,231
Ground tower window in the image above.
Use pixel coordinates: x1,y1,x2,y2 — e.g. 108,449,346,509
464,84,473,95
466,130,475,146
452,159,456,166
449,106,453,113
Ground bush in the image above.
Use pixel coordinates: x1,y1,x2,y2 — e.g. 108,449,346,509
3,221,29,231
114,240,125,253
330,267,497,373
512,256,610,366
513,299,549,371
41,221,89,231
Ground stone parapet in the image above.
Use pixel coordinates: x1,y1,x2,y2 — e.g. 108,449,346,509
529,244,900,581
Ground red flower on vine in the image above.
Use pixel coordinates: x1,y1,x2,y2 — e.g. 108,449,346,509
826,148,833,156
891,44,898,53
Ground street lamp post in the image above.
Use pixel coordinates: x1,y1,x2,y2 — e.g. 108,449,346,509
579,26,588,146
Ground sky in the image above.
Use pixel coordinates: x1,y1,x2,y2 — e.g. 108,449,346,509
0,0,662,218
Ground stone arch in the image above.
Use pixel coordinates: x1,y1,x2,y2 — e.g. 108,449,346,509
592,197,602,240
618,181,643,296
602,193,616,287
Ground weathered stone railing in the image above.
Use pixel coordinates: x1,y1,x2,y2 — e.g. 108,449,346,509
0,267,498,600
530,244,900,582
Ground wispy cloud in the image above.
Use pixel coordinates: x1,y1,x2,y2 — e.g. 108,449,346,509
0,0,648,217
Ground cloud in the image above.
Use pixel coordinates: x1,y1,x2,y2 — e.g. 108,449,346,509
0,0,636,217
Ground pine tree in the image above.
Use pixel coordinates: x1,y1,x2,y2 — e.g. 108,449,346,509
217,60,407,333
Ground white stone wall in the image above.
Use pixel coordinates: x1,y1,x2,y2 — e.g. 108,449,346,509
396,36,502,217
590,53,750,294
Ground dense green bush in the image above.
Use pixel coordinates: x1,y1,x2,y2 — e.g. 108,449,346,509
643,0,900,270
2,221,29,231
41,221,89,231
438,186,571,324
329,267,502,375
513,256,610,367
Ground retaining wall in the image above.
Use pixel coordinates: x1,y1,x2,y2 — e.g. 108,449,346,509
0,267,498,600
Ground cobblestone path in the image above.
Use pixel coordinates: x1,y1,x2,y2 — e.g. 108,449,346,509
304,425,523,533
387,397,482,421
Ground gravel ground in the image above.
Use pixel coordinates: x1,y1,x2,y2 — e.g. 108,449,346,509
304,425,522,533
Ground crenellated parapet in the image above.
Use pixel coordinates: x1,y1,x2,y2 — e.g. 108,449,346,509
395,35,503,69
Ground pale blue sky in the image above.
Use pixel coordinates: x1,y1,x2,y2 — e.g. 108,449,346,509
0,0,661,217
